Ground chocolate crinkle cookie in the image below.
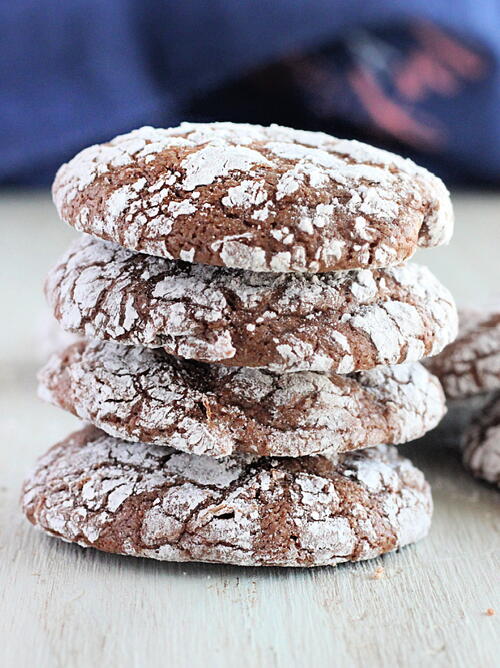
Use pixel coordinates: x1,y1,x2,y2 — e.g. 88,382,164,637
22,426,433,567
45,236,458,373
52,123,453,273
462,392,500,488
426,307,500,399
38,339,446,458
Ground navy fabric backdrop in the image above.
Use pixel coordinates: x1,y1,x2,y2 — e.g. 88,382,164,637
2,0,500,185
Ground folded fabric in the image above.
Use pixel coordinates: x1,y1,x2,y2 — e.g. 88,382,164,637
2,1,500,184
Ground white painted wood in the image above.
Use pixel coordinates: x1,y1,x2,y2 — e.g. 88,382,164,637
0,192,499,668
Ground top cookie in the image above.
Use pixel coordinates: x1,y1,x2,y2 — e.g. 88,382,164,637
52,122,453,273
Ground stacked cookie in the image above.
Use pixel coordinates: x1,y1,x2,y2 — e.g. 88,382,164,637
427,307,500,488
22,123,458,567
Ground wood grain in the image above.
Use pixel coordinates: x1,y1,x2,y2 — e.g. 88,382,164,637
0,192,499,668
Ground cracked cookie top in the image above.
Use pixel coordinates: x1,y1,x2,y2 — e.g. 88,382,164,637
46,236,458,373
426,307,500,399
462,392,500,488
22,426,433,567
38,339,446,458
52,122,453,273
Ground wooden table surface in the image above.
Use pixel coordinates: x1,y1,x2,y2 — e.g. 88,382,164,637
1,192,499,668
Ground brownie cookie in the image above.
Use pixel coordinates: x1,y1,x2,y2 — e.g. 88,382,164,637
462,392,500,488
426,307,500,399
22,426,433,567
46,236,458,373
38,339,446,458
52,122,452,273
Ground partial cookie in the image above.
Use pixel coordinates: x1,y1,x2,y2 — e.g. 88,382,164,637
426,308,500,399
421,395,489,452
462,392,500,488
38,339,446,458
46,236,458,373
52,122,452,273
22,427,433,567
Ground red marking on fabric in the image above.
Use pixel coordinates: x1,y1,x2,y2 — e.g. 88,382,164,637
348,66,443,148
414,21,486,79
395,50,460,101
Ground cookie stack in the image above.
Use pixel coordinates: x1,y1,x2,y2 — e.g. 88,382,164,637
22,123,458,567
427,307,500,488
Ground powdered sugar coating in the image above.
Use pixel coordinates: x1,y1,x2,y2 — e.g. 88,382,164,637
46,236,458,373
52,122,453,273
462,392,500,488
426,308,500,399
22,427,433,567
38,339,446,458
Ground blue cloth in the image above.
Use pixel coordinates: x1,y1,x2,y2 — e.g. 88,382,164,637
2,1,500,185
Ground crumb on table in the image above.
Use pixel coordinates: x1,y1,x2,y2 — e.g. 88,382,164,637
371,566,385,580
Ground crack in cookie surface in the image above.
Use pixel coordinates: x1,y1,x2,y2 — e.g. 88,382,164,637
462,392,500,488
52,122,453,273
46,236,458,373
22,427,433,567
38,339,446,457
426,308,500,399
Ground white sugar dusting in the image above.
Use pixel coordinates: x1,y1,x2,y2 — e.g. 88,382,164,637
427,308,499,399
46,236,458,374
53,121,453,273
222,180,268,208
181,145,271,191
38,336,445,458
167,200,197,217
22,430,432,567
462,394,500,486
